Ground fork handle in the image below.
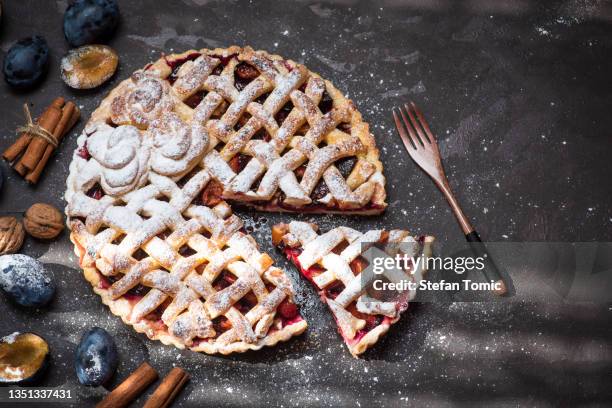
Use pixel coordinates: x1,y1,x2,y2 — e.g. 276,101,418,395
465,230,507,295
438,182,507,295
438,182,474,234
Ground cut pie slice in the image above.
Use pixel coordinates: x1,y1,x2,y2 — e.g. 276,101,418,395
272,221,434,357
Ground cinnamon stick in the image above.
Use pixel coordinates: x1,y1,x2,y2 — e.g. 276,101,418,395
18,98,65,171
2,98,64,162
143,367,190,408
2,132,32,163
97,362,158,408
14,161,29,177
26,102,80,184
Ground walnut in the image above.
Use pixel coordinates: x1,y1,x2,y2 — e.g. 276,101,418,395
0,217,25,255
23,203,64,240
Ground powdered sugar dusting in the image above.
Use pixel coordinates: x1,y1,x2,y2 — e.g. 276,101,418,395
0,255,51,294
2,332,20,344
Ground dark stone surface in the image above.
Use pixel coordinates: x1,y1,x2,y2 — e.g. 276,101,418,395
0,0,611,407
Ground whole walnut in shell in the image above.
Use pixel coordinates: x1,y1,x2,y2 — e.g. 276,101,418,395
24,203,64,240
0,217,25,255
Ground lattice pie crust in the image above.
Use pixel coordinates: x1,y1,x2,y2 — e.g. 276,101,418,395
65,46,390,355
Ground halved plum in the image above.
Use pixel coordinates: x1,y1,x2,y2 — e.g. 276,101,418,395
0,332,49,384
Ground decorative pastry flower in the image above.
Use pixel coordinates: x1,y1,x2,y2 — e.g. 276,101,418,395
147,111,208,177
110,71,175,128
81,123,151,196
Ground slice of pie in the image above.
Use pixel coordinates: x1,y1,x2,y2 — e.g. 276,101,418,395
272,221,434,357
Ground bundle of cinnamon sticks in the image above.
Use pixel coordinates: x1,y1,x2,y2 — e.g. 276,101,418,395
97,363,189,408
3,97,80,184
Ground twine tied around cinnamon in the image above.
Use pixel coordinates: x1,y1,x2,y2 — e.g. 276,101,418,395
16,103,59,149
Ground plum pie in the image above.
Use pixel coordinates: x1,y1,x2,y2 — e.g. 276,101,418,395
64,46,397,355
272,221,434,356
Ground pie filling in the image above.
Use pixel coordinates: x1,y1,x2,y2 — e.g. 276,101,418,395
164,52,202,84
275,200,384,214
80,160,383,214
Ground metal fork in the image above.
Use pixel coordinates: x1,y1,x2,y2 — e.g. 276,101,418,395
393,102,507,295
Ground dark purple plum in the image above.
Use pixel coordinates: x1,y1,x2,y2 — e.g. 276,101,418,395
0,255,55,307
63,0,120,47
3,36,49,89
74,327,118,386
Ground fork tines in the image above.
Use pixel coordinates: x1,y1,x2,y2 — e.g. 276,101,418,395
392,102,437,150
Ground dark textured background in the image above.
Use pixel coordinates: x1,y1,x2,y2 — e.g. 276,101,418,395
1,0,611,407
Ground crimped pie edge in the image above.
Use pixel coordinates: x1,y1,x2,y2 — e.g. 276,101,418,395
70,231,308,354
